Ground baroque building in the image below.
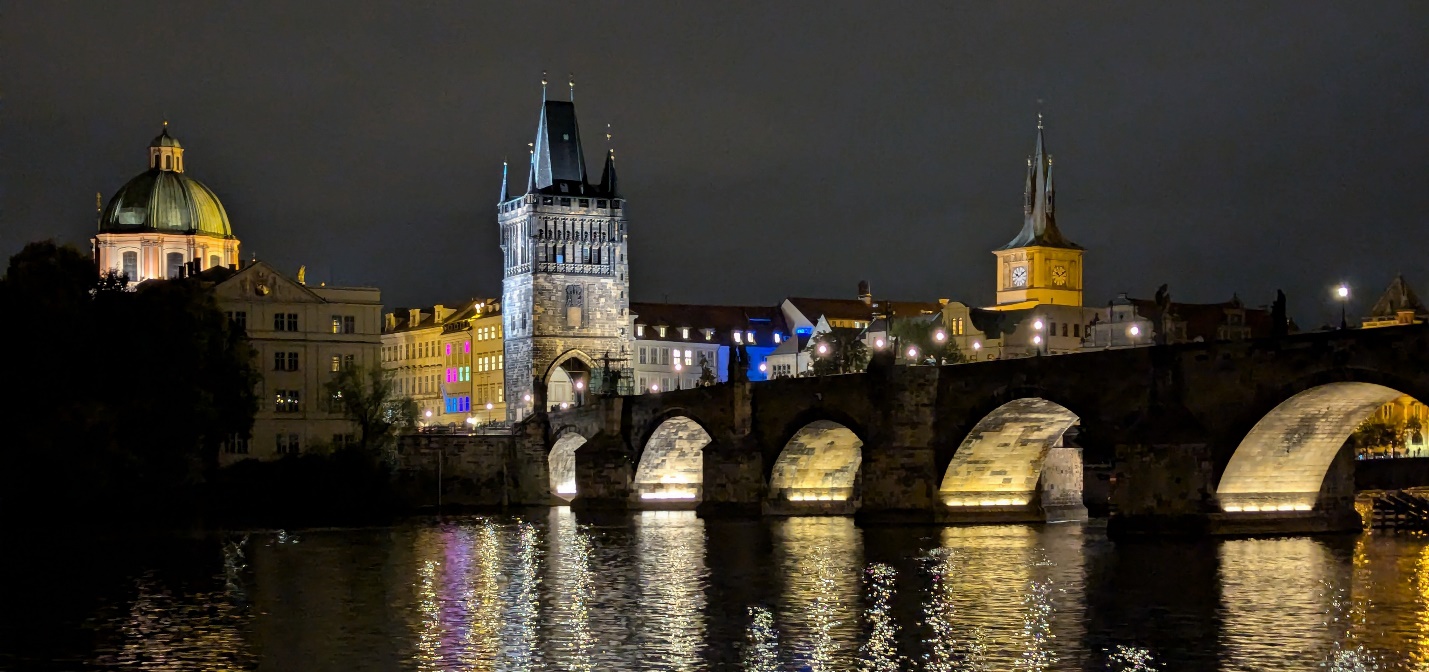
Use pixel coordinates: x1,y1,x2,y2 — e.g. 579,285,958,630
93,123,240,281
498,80,631,421
991,116,1084,310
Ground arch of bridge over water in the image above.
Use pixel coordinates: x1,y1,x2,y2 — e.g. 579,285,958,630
529,326,1429,535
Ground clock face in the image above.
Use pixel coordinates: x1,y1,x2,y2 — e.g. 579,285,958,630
1011,266,1028,287
1052,265,1068,286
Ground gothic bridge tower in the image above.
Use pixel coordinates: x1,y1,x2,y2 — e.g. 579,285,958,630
499,75,631,421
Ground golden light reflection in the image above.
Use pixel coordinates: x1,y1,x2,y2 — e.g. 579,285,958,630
773,517,862,671
549,508,595,671
635,510,706,670
858,563,901,671
99,575,253,670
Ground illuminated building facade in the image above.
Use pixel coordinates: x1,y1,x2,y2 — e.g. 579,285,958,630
204,261,382,462
93,124,240,282
630,303,783,392
381,299,506,426
1362,274,1428,329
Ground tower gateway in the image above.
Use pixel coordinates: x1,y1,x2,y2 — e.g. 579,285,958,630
93,123,240,282
499,79,631,421
991,116,1084,309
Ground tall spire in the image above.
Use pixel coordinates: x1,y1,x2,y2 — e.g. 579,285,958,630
599,123,619,198
569,72,575,102
999,114,1079,250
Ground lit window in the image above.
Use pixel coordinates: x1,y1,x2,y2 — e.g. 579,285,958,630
733,331,743,344
746,332,755,345
463,341,471,354
659,326,666,338
684,349,692,366
331,355,340,372
445,343,452,356
682,327,689,339
774,333,782,344
637,325,645,337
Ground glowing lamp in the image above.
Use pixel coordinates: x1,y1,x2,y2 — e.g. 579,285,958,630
523,393,532,402
934,330,946,342
424,409,432,418
875,338,885,348
485,402,493,410
1033,319,1044,330
906,347,918,358
817,343,829,355
972,341,981,351
1033,335,1042,345
1336,285,1350,299
1128,325,1141,337
560,402,569,409
758,362,767,372
575,380,585,390
465,417,477,425
650,384,659,392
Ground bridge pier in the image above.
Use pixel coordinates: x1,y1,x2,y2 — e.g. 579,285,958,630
695,437,764,516
570,432,634,511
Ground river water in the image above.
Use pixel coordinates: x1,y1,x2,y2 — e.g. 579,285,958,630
4,511,1427,671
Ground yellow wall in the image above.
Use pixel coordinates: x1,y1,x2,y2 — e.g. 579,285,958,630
992,245,1084,308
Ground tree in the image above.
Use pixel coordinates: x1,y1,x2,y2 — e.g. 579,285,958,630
889,317,967,365
1352,418,1400,458
324,365,418,461
0,241,260,521
806,329,870,376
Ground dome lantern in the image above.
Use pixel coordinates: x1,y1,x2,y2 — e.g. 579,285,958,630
148,120,185,173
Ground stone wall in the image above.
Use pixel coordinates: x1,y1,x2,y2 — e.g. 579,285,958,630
1039,445,1087,521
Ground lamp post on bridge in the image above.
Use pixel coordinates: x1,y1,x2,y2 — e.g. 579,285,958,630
1336,284,1350,330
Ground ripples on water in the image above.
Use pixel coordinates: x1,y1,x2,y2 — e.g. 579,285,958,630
5,514,1429,670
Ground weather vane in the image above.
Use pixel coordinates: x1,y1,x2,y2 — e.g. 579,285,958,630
569,72,575,101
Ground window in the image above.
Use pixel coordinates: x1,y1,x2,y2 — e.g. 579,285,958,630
463,340,471,354
681,327,690,339
1049,321,1057,337
344,316,355,334
344,354,354,370
1073,324,1080,338
121,251,138,280
226,311,247,331
579,198,589,207
1062,323,1069,337
332,434,355,449
658,326,667,338
274,313,286,331
276,433,301,455
209,254,221,269
560,197,571,206
444,343,452,356
498,355,503,369
639,347,647,364
287,352,299,371
331,355,341,372
746,332,755,345
287,313,298,331
661,348,670,366
274,352,285,371
774,333,782,344
597,200,607,208
223,434,250,455
637,325,645,337
331,316,341,334
733,331,743,344
275,389,300,413
684,349,693,366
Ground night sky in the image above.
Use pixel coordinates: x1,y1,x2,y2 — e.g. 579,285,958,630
4,2,1426,327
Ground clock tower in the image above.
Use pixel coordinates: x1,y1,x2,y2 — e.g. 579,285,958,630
992,115,1084,309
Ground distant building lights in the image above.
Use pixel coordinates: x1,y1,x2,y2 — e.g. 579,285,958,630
774,333,782,343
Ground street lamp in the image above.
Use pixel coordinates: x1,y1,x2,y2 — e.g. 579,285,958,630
906,346,919,363
650,384,660,393
972,341,981,356
674,362,683,390
1128,324,1140,347
1033,319,1044,331
934,330,946,342
1336,284,1350,329
485,401,494,425
758,361,767,373
874,337,885,349
817,343,829,355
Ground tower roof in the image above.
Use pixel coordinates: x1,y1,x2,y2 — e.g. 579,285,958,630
999,117,1081,251
1369,274,1429,318
506,78,621,203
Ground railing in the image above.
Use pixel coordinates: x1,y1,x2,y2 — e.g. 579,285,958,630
412,422,513,436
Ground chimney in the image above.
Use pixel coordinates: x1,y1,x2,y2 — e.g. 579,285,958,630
434,304,447,324
384,313,397,332
408,308,422,327
857,280,872,305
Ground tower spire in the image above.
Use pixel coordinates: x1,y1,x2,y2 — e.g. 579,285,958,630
569,72,575,102
541,70,548,100
526,72,589,193
499,158,509,203
998,113,1078,251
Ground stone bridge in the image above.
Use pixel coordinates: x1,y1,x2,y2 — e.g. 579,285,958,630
532,326,1429,535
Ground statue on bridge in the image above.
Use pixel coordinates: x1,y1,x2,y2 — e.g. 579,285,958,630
728,342,749,383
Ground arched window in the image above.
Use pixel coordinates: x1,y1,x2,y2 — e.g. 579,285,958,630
121,251,138,281
209,254,221,269
163,155,171,170
166,252,184,278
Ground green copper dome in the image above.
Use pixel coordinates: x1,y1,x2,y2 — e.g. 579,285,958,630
99,127,232,238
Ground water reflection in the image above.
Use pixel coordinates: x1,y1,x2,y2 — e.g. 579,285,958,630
772,517,863,671
9,517,1429,671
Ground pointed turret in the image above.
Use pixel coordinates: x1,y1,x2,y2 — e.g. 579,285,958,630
499,160,509,203
527,98,589,193
599,149,619,199
999,115,1080,250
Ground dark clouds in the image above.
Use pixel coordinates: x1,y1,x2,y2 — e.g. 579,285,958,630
3,1,1426,327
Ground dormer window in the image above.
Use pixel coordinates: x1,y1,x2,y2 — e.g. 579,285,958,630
681,327,689,339
774,333,782,344
746,332,756,345
733,331,743,344
703,329,713,341
636,324,645,337
658,326,666,338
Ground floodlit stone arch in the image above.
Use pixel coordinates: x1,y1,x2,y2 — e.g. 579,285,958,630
549,432,588,501
939,398,1081,510
1217,382,1402,512
633,416,711,503
768,420,863,503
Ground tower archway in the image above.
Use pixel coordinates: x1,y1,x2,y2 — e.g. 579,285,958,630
549,432,588,501
544,350,594,411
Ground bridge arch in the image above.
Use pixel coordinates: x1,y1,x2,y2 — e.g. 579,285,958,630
549,429,588,501
632,413,712,503
939,398,1082,511
768,419,865,506
1216,380,1407,512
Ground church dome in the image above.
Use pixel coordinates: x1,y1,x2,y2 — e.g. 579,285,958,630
99,125,232,238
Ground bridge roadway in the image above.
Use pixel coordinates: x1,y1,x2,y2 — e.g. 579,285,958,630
396,325,1429,536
